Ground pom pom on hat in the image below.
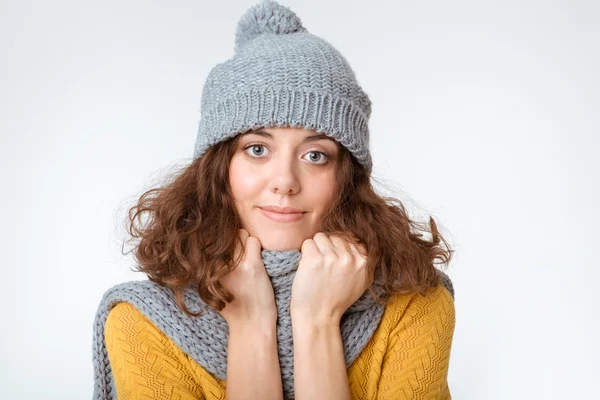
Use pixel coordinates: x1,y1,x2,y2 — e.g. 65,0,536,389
234,0,307,52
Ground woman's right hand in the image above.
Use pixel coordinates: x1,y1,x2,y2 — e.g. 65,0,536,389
217,229,277,330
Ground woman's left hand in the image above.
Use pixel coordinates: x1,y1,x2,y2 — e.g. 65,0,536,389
290,232,373,325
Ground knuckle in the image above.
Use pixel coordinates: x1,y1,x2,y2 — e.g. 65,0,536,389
340,253,353,266
357,257,368,270
307,254,322,267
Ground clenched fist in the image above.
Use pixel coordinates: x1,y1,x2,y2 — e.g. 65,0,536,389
290,232,372,326
217,229,277,330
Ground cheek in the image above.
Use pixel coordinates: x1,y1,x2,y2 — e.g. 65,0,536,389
307,176,336,209
229,159,262,199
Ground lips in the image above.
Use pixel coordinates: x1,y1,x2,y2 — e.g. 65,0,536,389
258,206,306,222
260,205,305,214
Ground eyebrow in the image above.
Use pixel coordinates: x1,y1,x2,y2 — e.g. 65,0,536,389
242,129,337,144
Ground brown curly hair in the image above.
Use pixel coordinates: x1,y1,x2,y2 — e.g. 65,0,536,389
121,131,454,317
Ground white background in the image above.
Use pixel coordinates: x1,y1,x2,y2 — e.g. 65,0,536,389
1,0,598,398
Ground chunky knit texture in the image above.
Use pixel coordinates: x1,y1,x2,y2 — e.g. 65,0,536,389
193,0,374,171
103,281,455,399
92,249,455,399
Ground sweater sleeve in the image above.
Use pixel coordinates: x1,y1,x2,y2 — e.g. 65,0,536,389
376,284,456,399
104,302,206,400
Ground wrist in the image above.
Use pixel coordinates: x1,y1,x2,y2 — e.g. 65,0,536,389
291,317,343,348
228,317,277,338
290,308,341,330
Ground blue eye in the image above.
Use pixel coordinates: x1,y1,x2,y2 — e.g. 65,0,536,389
303,151,329,164
242,144,330,165
244,144,268,157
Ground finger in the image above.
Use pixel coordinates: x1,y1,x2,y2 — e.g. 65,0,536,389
245,235,262,261
300,238,319,258
329,234,352,254
313,232,336,256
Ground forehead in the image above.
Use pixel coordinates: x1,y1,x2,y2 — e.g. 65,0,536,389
241,127,338,145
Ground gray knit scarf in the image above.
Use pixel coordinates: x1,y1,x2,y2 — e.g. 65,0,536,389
92,249,454,399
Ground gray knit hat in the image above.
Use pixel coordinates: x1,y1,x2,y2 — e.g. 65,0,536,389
193,0,373,171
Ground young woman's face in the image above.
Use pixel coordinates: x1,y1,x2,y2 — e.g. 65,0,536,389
229,126,339,251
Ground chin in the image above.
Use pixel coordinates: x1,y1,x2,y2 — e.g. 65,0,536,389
258,236,303,252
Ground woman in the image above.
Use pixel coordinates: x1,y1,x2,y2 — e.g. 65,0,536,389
92,1,456,399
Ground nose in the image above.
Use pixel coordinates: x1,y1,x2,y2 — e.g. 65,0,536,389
268,152,300,195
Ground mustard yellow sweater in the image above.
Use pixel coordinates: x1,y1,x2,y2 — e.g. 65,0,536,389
104,284,455,399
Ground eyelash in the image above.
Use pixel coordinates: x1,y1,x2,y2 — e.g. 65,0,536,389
242,143,330,164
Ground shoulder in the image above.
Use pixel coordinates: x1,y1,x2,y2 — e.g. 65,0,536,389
100,280,205,359
383,283,456,338
104,302,163,343
97,279,178,330
104,303,210,399
372,284,455,399
99,279,165,304
105,301,146,325
104,301,192,371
